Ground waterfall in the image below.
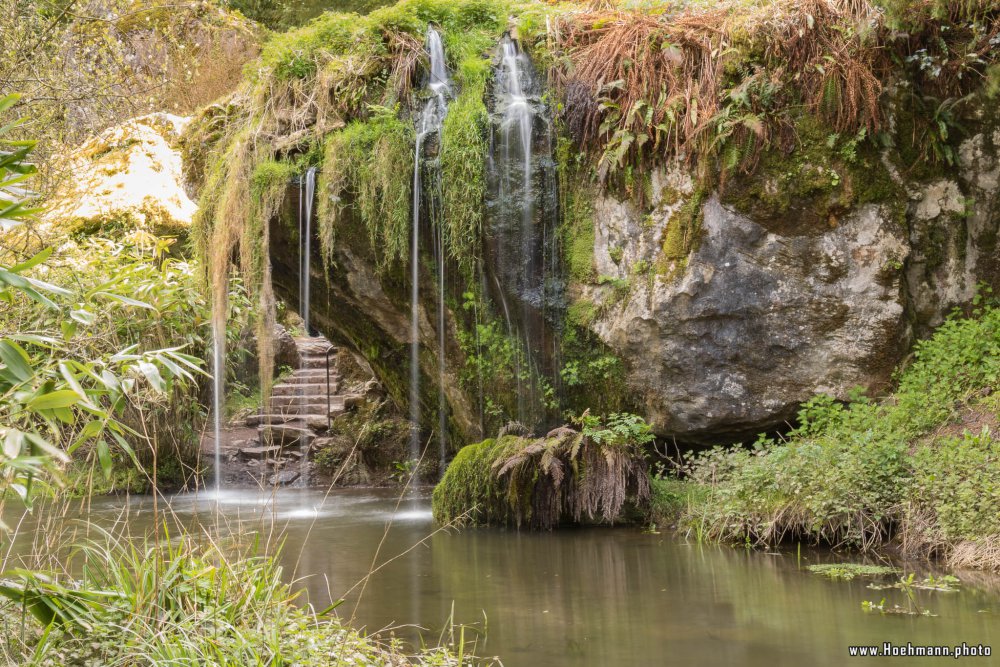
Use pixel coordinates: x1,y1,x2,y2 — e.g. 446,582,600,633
298,167,317,492
409,26,452,469
485,33,563,430
211,316,224,494
299,167,316,335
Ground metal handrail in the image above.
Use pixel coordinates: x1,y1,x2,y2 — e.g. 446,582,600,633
325,344,336,432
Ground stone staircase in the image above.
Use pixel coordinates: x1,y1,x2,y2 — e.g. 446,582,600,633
221,331,388,488
245,335,343,451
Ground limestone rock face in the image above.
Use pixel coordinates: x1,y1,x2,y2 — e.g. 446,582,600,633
585,195,910,440
46,114,196,237
580,130,999,441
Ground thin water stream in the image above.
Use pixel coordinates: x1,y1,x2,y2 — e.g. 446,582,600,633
409,27,452,468
11,489,999,667
299,167,317,335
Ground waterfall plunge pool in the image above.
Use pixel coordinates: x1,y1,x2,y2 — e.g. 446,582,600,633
6,488,999,666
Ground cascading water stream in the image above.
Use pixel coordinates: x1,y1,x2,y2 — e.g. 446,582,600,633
211,315,224,494
409,26,452,471
298,167,317,492
485,33,563,431
299,167,316,335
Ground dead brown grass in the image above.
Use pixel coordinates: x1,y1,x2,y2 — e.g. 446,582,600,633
545,0,995,181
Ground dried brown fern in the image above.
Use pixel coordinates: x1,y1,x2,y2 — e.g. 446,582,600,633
491,428,649,529
548,1,896,180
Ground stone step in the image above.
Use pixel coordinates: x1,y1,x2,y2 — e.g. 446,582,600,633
269,470,301,486
259,424,315,448
297,356,332,369
298,345,337,358
272,383,336,396
268,395,346,409
247,413,331,431
299,345,335,354
279,369,340,384
238,445,282,460
270,395,335,407
267,406,342,419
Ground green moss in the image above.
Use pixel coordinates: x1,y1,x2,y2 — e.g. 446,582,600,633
566,298,597,329
434,415,653,529
368,0,505,46
558,136,598,284
319,110,414,271
432,436,521,526
721,114,904,234
251,159,297,201
258,12,377,80
656,187,705,279
440,56,490,275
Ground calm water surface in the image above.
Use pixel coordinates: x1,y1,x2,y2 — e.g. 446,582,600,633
9,488,1000,666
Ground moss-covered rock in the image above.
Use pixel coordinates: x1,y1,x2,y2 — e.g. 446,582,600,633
433,418,652,529
47,114,197,242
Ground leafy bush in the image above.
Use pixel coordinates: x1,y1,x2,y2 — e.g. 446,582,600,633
0,238,218,508
911,428,1000,544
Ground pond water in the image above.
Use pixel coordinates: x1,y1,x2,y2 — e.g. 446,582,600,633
8,488,1000,666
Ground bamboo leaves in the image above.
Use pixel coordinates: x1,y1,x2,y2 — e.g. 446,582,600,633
0,94,39,231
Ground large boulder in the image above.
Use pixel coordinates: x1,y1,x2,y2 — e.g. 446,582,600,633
577,127,1000,442
586,193,909,440
46,114,196,238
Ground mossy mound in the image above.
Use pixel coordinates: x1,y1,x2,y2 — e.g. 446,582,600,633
433,416,653,529
48,114,197,242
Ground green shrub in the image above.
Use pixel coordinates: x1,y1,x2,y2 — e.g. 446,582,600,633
0,533,475,666
911,428,1000,543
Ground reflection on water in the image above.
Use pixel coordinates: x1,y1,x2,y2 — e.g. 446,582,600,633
6,489,1000,667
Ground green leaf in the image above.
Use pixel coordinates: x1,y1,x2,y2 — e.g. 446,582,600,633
58,362,89,401
0,340,33,382
92,291,155,311
7,247,52,273
61,321,77,341
70,309,96,326
28,390,81,411
96,440,113,479
51,407,75,424
68,420,105,454
0,94,22,115
3,429,24,459
137,361,165,393
25,432,69,463
317,598,345,616
109,431,140,469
